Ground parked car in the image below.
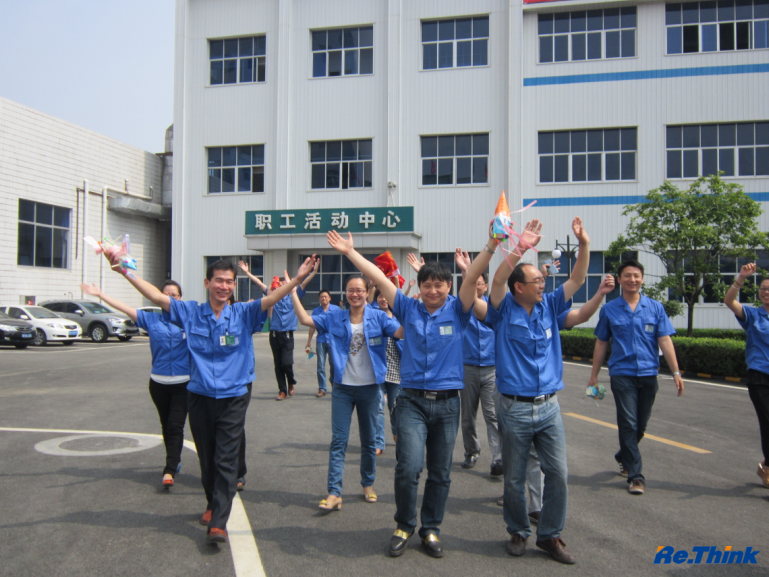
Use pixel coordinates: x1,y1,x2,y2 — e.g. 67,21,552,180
0,310,35,348
0,305,82,346
136,306,162,336
39,299,139,343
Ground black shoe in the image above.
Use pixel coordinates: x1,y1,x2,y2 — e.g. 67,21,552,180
461,454,479,469
421,533,443,558
490,461,503,477
528,510,541,524
389,529,413,557
506,533,527,556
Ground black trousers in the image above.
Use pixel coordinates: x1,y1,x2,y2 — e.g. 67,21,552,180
269,330,296,394
148,379,189,476
237,382,252,480
747,371,769,463
188,387,251,530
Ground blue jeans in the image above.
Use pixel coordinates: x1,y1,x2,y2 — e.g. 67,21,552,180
376,382,400,450
316,341,332,392
327,383,379,496
610,375,658,482
496,393,568,541
393,389,460,538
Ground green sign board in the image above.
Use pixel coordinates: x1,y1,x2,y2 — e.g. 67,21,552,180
245,206,414,235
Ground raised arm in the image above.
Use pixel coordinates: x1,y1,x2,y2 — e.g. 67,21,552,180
659,336,684,396
562,217,590,302
724,263,753,320
404,279,416,296
80,283,137,322
406,253,425,274
105,252,171,312
563,274,615,328
328,231,398,307
289,287,315,328
490,220,543,309
300,258,320,290
238,260,268,292
461,240,497,313
261,256,317,311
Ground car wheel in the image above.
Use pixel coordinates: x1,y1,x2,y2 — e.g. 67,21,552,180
33,329,47,346
14,344,28,349
89,323,109,343
117,336,132,342
62,340,75,346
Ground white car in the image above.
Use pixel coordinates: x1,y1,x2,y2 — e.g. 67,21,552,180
0,305,82,346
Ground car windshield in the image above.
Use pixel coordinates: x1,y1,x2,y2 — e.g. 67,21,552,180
25,306,59,319
0,311,10,319
80,302,113,314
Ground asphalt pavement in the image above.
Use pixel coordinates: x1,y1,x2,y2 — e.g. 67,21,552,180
1,333,767,577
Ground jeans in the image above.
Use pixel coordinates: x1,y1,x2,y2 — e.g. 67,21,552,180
460,365,502,463
610,375,659,482
496,393,568,541
394,389,460,538
269,331,296,394
527,444,544,513
327,383,380,496
148,379,189,476
316,341,332,392
376,382,401,450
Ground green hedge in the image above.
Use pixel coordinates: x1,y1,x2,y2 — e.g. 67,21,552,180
560,331,748,378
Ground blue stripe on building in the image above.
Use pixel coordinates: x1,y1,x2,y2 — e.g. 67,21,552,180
523,63,769,87
524,193,769,207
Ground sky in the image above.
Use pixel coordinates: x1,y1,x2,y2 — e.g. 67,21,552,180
0,1,175,153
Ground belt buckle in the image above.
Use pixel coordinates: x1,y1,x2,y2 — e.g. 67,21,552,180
424,391,438,400
533,394,546,403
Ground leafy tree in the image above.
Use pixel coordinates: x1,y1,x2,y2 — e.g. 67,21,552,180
607,175,769,337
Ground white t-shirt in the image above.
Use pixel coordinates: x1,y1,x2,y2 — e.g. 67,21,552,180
341,322,377,386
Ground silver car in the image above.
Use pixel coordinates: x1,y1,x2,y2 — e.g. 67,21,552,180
0,305,82,346
39,299,139,342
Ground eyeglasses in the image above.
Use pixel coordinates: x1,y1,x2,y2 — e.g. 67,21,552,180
346,288,367,295
521,277,546,286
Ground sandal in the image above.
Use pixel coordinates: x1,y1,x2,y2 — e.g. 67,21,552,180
363,489,377,503
318,496,342,511
162,474,174,488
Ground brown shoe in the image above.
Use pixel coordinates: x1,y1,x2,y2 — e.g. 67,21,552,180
199,509,212,526
628,479,645,495
536,537,576,564
288,383,295,396
276,392,287,401
207,527,228,544
506,533,527,556
758,462,769,487
316,389,326,397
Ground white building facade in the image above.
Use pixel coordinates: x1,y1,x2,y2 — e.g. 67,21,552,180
173,0,768,328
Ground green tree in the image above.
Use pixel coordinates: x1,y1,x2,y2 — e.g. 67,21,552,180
607,175,769,337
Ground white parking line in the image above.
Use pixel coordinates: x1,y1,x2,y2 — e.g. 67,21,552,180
3,342,148,354
0,426,265,577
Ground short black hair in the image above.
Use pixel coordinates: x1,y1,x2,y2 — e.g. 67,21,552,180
206,259,237,281
319,289,331,298
507,263,537,294
417,261,452,286
479,272,489,284
346,275,370,290
617,259,644,278
161,280,182,298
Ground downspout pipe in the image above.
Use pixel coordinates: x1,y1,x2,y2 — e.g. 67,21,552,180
80,180,88,298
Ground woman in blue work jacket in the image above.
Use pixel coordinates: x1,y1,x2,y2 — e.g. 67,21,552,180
290,275,403,511
82,281,190,488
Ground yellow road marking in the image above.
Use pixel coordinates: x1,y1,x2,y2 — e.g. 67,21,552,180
563,412,712,454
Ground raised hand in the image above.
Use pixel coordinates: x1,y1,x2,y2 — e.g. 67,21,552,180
407,253,425,273
516,219,543,251
295,255,317,279
598,274,616,295
238,260,249,273
327,231,354,254
408,279,416,288
572,216,590,245
738,263,756,280
81,282,100,297
454,248,471,272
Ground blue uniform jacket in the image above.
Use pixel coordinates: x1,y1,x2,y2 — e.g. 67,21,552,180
136,309,190,377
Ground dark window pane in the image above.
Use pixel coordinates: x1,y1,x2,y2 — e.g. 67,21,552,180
344,50,358,75
239,37,253,57
605,8,620,29
438,158,453,184
224,59,237,83
554,13,570,33
702,148,718,175
210,40,223,59
473,157,488,183
720,22,735,49
53,206,69,227
719,148,735,175
457,41,472,66
342,141,357,161
210,61,223,84
344,28,358,48
473,134,489,155
571,131,587,153
255,36,266,56
438,42,453,67
457,157,471,184
328,30,343,49
757,123,769,145
666,3,682,25
737,123,754,145
422,159,437,185
540,156,554,182
720,123,736,146
328,50,342,76
682,3,699,23
588,154,602,180
439,20,454,40
208,169,221,192
587,130,603,151
756,147,769,175
340,162,348,188
554,132,570,153
238,167,251,192
52,228,67,268
422,21,438,42
667,150,682,178
572,33,586,60
606,153,620,179
360,26,373,47
621,29,636,56
240,58,253,82
36,203,52,225
539,132,553,154
423,43,437,69
438,136,454,157
683,149,699,177
757,0,769,18
736,21,751,49
606,30,621,57
701,124,718,146
35,226,52,267
19,199,35,221
17,222,34,265
312,31,327,51
683,125,700,147
683,25,699,52
224,39,238,58
588,32,602,58
312,52,326,77
572,11,587,32
360,48,373,74
554,35,569,61
327,141,342,161
554,155,569,182
252,166,264,192
587,9,603,30
621,6,637,28
604,129,620,151
621,128,637,151
310,142,325,162
326,163,340,188
473,16,489,38
473,39,488,66
456,135,472,156
539,14,554,35
668,26,683,53
621,152,635,179
237,146,251,166
358,140,372,160
540,36,553,62
456,18,472,39
698,2,717,24
253,144,264,165
736,0,753,19
667,126,683,148
311,164,325,188
222,168,235,192
364,161,372,187
739,147,755,175
572,154,587,181
422,136,437,157
223,146,236,165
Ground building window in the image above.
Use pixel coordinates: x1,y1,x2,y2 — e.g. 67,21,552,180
666,1,769,54
421,16,489,70
421,134,489,186
17,199,70,269
540,250,637,304
666,122,769,178
312,27,373,78
539,128,637,183
538,7,636,63
711,251,769,302
210,36,266,85
208,145,265,193
310,140,372,190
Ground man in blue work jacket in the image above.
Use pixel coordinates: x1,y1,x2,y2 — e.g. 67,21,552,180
109,255,317,545
588,259,684,496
